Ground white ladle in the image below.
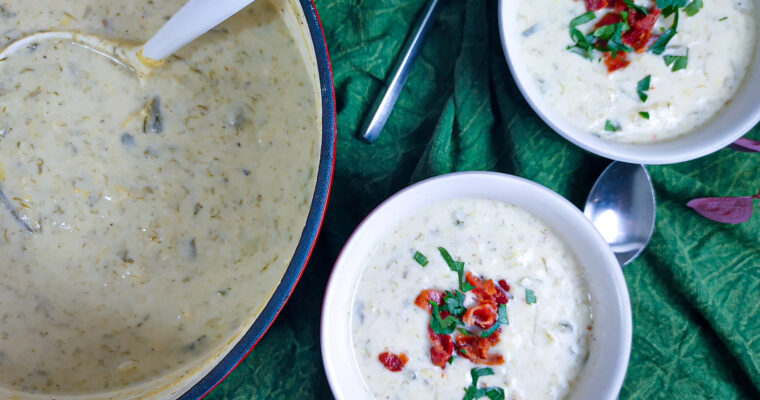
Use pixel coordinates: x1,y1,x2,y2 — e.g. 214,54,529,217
0,0,255,75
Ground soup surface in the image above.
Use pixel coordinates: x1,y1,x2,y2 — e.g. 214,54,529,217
0,0,319,394
351,199,592,400
516,0,755,143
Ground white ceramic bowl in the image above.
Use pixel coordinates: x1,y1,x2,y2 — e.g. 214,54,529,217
321,172,632,400
498,0,760,164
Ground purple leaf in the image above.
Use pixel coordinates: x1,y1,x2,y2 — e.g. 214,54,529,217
686,196,754,224
729,138,760,153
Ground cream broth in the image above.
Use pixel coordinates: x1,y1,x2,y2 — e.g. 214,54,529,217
0,0,319,395
517,0,755,143
351,199,592,400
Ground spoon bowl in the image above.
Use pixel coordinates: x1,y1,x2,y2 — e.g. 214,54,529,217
584,162,656,266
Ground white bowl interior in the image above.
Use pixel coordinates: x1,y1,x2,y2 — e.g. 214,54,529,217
498,0,760,164
321,172,632,400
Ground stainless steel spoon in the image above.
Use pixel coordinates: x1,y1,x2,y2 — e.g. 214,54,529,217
360,0,442,143
584,162,656,266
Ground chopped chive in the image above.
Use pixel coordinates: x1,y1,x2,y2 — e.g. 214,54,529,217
637,75,651,102
438,247,475,292
664,49,689,71
624,0,649,15
684,0,703,16
413,251,429,266
526,289,537,305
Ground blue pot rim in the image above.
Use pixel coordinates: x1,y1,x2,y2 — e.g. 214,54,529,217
179,0,336,398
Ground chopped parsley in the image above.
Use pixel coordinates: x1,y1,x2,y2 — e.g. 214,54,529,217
459,348,468,355
480,304,508,338
430,301,459,335
719,16,728,21
624,0,649,15
526,289,537,305
664,49,689,71
567,11,597,60
684,0,703,16
605,120,618,132
448,355,456,365
657,0,688,17
443,290,467,317
650,9,679,55
413,251,429,266
462,368,505,400
637,75,651,102
438,247,475,292
639,111,650,119
606,17,633,53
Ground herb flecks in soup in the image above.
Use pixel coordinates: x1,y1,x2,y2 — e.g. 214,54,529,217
0,0,319,394
351,199,592,400
518,0,756,143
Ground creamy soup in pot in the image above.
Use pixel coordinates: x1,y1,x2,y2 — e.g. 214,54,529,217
0,0,319,395
516,0,755,143
351,199,592,400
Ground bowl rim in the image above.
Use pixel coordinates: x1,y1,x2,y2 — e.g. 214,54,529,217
321,171,632,400
497,0,760,164
180,0,336,398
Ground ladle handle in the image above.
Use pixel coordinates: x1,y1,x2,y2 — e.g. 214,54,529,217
142,0,254,61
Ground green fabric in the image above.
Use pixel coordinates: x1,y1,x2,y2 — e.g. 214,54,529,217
206,0,760,398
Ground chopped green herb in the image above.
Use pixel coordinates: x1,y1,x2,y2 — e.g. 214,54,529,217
443,290,467,317
593,24,617,40
639,111,650,119
457,327,471,336
438,247,475,292
624,0,649,15
430,301,459,335
459,348,468,355
650,10,679,55
606,20,633,53
413,251,429,266
448,355,456,365
637,75,651,102
569,11,596,30
605,120,618,132
462,368,505,400
526,289,537,305
684,0,703,16
480,304,508,338
664,49,689,71
719,16,728,21
657,0,687,17
567,11,597,60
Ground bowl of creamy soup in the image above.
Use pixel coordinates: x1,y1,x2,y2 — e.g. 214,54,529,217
0,0,335,398
322,172,632,400
498,0,760,164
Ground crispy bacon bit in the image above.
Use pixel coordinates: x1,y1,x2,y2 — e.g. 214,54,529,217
455,332,505,365
378,351,409,372
428,327,454,368
585,0,608,11
415,289,444,311
611,0,627,11
467,272,509,305
603,51,630,72
594,12,622,28
498,279,510,292
462,302,498,329
623,7,662,52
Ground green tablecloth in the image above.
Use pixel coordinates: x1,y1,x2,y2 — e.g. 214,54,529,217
206,1,760,398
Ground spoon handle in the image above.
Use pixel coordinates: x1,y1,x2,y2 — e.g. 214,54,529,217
360,0,443,143
142,0,255,61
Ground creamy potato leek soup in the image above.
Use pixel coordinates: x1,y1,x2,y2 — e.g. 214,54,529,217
0,0,319,395
351,199,592,400
516,0,756,143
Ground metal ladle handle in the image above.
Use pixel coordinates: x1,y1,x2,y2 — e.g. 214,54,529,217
360,0,442,143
